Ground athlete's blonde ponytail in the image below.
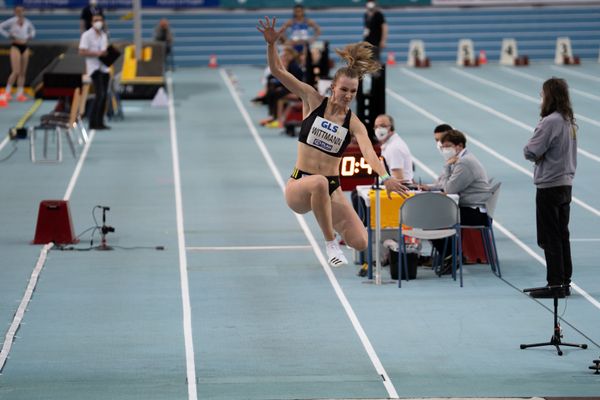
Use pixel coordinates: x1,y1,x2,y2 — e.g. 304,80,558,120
333,42,381,82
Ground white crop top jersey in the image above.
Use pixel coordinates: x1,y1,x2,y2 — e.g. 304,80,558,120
298,98,352,157
0,17,35,42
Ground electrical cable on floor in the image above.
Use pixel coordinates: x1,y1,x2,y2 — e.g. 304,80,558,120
54,205,164,252
500,276,599,349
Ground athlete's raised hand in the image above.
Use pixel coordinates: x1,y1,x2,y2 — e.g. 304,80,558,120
257,16,285,45
383,177,409,199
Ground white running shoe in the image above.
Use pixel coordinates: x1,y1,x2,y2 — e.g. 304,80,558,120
326,240,348,267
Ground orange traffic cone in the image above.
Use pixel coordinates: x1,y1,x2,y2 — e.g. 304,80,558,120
386,51,396,66
208,54,218,68
0,93,8,108
478,50,488,65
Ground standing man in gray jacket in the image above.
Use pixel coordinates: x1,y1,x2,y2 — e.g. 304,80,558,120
524,77,577,298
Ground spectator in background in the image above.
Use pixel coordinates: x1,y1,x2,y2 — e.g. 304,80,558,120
374,114,414,183
281,5,321,55
0,6,36,102
154,18,174,71
260,46,304,128
79,14,110,130
363,1,387,61
524,77,577,299
80,0,104,33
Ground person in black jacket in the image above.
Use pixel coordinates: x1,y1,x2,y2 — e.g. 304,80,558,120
80,0,104,33
363,1,387,61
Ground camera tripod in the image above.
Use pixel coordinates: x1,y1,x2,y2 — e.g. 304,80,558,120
590,358,600,374
520,285,587,356
96,206,115,251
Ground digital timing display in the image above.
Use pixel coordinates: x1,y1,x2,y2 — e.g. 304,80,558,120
338,143,381,191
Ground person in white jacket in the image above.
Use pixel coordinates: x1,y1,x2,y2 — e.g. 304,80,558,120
0,6,35,102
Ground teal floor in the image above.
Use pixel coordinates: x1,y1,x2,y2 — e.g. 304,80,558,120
1,61,600,399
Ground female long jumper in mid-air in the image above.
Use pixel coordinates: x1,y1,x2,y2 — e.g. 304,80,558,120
257,16,408,267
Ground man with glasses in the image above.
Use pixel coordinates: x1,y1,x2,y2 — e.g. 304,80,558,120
422,129,493,274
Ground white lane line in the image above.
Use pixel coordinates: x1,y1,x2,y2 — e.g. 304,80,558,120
166,73,198,400
186,245,312,251
1,129,97,373
64,130,97,201
387,88,533,178
404,68,600,164
0,243,54,373
221,69,399,399
501,67,600,101
393,72,600,218
0,135,9,152
551,65,600,83
387,90,600,310
452,68,600,164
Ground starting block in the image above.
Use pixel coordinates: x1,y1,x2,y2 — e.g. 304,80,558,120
500,38,518,66
407,40,430,68
555,37,580,65
563,55,581,65
457,39,477,67
515,55,529,66
32,200,79,244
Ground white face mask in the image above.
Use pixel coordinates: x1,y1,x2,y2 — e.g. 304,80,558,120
441,147,456,161
374,127,388,141
436,140,442,153
366,1,376,10
90,0,98,5
93,21,103,31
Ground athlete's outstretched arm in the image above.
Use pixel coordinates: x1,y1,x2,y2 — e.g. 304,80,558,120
257,16,320,107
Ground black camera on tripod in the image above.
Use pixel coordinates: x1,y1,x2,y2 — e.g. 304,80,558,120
96,206,115,251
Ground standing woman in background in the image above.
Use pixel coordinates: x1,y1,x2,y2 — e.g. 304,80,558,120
258,17,407,267
280,4,321,54
524,77,577,298
0,6,35,102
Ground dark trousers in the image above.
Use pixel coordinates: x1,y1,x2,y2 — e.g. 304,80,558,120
536,185,573,286
266,84,289,118
90,70,109,128
432,206,489,257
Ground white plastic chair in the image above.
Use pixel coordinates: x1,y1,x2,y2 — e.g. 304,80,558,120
398,192,462,287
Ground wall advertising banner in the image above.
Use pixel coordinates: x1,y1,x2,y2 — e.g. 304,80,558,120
10,0,219,8
433,0,600,5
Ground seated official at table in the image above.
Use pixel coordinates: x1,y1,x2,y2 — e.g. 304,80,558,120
374,114,414,183
421,129,493,273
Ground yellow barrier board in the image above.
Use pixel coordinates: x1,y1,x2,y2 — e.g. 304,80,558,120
368,190,414,229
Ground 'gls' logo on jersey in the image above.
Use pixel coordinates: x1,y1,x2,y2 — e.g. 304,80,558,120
320,120,338,133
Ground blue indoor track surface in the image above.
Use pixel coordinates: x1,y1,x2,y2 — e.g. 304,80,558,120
1,61,600,399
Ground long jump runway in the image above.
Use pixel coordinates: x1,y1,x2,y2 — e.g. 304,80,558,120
1,63,600,399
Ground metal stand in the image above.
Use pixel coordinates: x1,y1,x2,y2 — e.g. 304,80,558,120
590,358,600,374
520,286,587,356
96,206,115,251
363,177,393,286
